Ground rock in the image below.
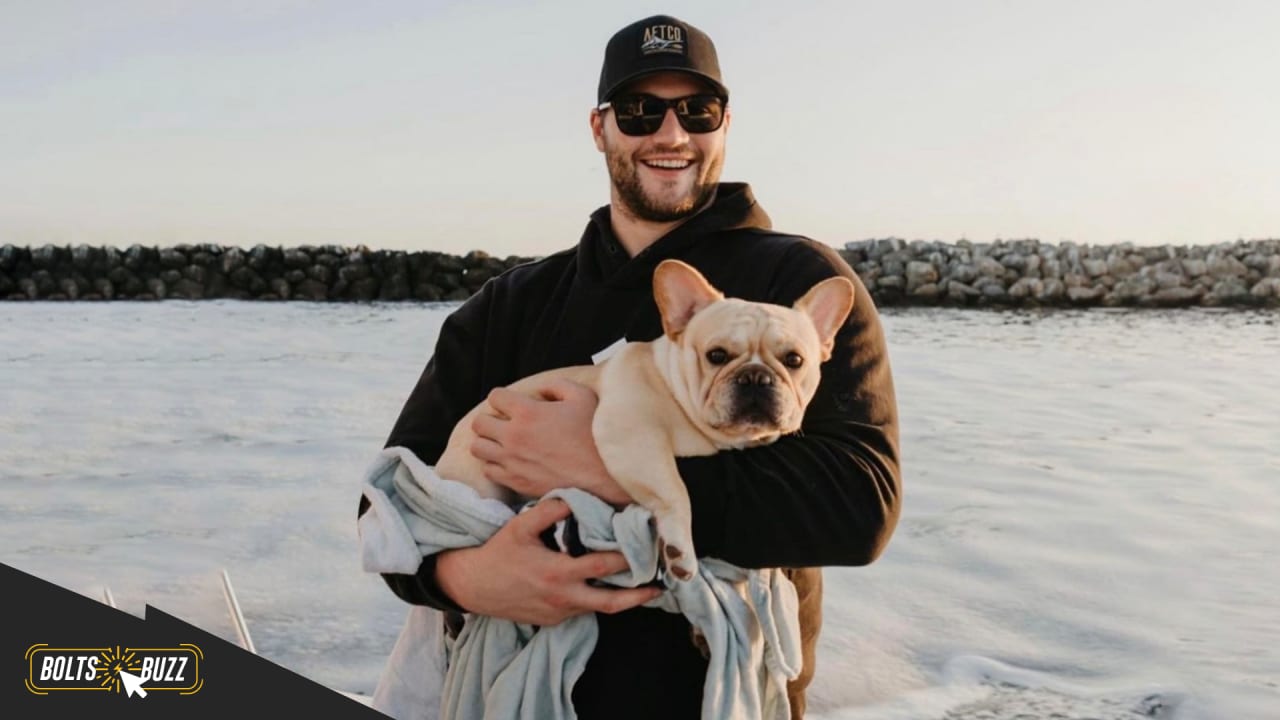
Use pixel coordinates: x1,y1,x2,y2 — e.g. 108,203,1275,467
1082,258,1108,277
307,265,332,284
1208,255,1248,279
248,244,278,271
159,248,187,268
124,244,152,270
380,273,411,301
350,277,380,301
946,280,980,303
1008,277,1043,299
295,279,330,301
867,238,905,261
93,278,115,300
882,257,906,278
71,244,97,271
905,261,938,292
1144,286,1203,307
435,272,463,291
191,250,219,267
171,278,205,300
0,245,22,272
413,282,443,301
1000,252,1028,271
909,283,941,301
1110,276,1156,303
222,247,246,274
32,270,56,297
32,244,61,269
1153,271,1185,289
1206,278,1251,305
283,249,312,269
435,253,466,273
1036,278,1066,302
269,278,291,300
1106,254,1136,278
1067,285,1106,304
977,257,1005,278
948,262,978,284
1250,277,1280,299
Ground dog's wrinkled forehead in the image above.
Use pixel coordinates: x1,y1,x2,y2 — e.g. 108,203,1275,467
687,300,819,351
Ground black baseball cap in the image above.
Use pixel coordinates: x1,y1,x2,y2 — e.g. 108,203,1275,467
597,15,728,105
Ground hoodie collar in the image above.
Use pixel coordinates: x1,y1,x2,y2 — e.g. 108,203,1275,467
578,182,772,288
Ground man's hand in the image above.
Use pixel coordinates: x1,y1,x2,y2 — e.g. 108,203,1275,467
435,499,662,626
470,378,632,506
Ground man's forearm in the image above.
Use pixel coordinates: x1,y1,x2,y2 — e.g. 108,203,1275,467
678,424,900,568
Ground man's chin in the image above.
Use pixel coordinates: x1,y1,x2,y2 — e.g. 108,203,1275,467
641,184,713,217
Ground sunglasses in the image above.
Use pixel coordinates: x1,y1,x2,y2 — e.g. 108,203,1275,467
597,93,727,136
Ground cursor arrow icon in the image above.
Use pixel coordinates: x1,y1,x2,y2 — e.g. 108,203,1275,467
119,670,148,698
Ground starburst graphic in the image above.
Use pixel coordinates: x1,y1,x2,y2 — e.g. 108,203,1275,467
95,646,141,694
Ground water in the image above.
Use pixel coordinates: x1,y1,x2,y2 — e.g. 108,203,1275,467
2,302,1277,719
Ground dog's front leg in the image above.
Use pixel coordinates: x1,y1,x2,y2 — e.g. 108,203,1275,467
591,410,697,582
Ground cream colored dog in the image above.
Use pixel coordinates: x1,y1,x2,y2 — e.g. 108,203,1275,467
436,259,855,581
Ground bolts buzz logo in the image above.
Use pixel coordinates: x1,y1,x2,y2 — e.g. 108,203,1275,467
26,643,203,697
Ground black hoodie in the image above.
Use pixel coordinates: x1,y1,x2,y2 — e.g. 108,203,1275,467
360,183,901,719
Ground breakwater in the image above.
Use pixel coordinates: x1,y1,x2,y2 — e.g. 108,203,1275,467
2,239,1279,307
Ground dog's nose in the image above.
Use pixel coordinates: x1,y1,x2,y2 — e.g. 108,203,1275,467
735,365,774,387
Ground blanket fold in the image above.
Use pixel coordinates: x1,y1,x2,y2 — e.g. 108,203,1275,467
359,446,802,720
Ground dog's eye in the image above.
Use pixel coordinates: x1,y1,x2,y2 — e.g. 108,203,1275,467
783,351,804,369
706,348,730,365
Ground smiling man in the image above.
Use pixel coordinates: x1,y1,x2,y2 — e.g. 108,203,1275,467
366,14,901,720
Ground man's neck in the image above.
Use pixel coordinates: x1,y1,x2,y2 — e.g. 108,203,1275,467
609,192,717,258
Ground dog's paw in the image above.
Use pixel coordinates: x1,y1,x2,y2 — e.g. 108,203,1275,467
655,518,697,582
689,626,710,659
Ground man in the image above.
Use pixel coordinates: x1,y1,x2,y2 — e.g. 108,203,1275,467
360,14,901,719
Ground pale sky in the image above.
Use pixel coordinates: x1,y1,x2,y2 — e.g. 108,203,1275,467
3,1,1278,257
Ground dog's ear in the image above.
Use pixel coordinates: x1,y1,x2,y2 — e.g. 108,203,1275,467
794,276,856,361
654,260,723,340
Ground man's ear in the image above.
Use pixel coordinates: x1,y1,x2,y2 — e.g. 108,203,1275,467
590,109,605,152
653,260,723,339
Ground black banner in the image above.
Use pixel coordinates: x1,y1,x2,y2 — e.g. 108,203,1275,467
2,562,387,719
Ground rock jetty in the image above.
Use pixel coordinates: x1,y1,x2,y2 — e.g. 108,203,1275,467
2,239,1278,307
839,238,1280,307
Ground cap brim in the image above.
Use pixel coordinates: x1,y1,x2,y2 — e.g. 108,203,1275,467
600,68,729,104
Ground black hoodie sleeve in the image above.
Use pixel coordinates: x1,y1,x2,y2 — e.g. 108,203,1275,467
356,279,501,611
677,241,902,567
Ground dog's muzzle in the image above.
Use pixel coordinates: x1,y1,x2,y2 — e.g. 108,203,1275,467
729,365,780,425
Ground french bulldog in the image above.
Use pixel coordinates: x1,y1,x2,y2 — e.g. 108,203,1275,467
436,258,855,584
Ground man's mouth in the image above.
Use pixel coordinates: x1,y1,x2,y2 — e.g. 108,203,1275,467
641,157,694,171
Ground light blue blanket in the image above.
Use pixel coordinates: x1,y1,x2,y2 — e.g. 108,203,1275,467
359,446,802,720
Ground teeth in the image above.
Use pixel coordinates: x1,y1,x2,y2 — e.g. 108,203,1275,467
644,159,691,169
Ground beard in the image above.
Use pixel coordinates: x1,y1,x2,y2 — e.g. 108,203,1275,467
606,144,722,223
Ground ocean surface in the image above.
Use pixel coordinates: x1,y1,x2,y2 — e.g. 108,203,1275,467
1,301,1277,719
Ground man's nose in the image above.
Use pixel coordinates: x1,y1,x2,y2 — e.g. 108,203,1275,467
650,107,690,144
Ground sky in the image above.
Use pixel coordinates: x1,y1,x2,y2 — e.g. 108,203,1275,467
2,0,1278,257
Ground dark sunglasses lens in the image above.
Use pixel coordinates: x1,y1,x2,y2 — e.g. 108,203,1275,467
613,96,666,135
611,94,724,136
676,95,724,133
